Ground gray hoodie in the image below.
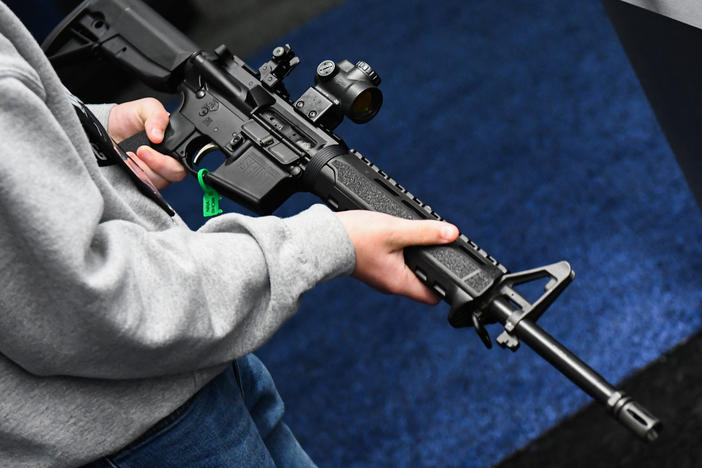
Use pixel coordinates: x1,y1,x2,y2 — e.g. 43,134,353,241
0,3,355,466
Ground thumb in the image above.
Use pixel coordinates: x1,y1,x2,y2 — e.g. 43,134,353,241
137,98,169,144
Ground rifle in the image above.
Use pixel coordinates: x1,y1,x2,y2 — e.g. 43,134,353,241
43,0,662,440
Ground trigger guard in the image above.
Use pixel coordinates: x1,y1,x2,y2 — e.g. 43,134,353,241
193,142,221,166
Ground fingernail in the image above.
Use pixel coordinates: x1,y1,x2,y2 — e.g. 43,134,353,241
441,224,458,241
152,128,163,139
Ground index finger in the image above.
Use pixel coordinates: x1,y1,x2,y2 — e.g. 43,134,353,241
387,218,459,248
136,145,186,184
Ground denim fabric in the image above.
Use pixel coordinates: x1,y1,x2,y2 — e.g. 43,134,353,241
85,355,316,467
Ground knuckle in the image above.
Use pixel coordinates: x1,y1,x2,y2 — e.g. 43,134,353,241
142,97,160,107
385,229,402,245
141,98,166,117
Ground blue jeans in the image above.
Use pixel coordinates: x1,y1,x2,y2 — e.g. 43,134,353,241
85,355,316,467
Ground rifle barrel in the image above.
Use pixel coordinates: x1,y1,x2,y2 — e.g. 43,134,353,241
490,298,662,441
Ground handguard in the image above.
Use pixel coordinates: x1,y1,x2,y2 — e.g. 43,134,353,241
43,0,662,441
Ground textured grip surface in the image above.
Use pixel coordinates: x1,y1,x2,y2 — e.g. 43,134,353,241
119,131,152,154
307,149,506,316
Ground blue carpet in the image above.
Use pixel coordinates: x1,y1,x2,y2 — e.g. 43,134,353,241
158,0,702,466
127,0,698,466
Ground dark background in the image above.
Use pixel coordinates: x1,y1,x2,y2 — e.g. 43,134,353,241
5,1,702,467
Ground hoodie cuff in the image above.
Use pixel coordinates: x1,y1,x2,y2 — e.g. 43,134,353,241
282,204,356,282
86,103,116,130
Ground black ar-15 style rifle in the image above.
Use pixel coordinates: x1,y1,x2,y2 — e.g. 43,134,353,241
43,0,662,440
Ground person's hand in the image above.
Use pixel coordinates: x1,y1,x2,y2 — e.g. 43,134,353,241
107,98,186,189
335,210,459,304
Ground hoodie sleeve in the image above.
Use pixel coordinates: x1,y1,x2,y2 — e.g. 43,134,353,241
0,72,356,379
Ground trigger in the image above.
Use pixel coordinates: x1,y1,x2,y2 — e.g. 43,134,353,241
193,143,221,166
